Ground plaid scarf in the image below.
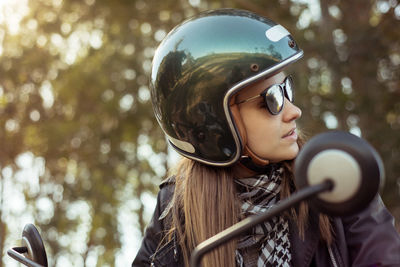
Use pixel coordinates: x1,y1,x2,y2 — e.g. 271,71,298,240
234,165,292,267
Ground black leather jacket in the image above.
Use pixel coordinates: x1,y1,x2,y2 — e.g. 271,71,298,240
133,178,400,267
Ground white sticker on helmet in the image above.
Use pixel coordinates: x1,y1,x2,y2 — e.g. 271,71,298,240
166,134,196,153
265,25,290,42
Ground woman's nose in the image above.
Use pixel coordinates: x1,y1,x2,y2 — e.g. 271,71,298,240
283,98,302,121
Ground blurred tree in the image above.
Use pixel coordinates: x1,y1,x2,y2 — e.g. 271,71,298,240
0,0,185,265
295,0,400,224
0,0,399,266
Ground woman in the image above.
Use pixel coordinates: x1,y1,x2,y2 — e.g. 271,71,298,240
133,9,400,267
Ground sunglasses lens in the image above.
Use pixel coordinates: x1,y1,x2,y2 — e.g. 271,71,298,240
285,76,294,102
265,85,284,115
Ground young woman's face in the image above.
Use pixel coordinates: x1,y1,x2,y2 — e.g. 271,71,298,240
235,72,302,163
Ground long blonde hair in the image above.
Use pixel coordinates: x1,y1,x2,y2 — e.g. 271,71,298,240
163,139,332,267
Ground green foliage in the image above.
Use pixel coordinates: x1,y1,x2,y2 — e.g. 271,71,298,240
0,0,399,266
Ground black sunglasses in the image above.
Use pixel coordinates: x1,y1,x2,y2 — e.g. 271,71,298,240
236,75,294,115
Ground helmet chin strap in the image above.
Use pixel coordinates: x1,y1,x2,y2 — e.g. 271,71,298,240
243,145,269,165
239,145,271,173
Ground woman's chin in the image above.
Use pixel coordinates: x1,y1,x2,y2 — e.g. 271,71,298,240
283,145,300,161
268,149,299,163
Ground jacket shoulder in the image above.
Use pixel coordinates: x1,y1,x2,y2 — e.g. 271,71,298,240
132,176,177,267
334,195,400,266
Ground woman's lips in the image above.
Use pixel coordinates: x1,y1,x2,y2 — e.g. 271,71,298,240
283,128,297,140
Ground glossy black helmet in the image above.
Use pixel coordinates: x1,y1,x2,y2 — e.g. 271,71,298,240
151,8,303,166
